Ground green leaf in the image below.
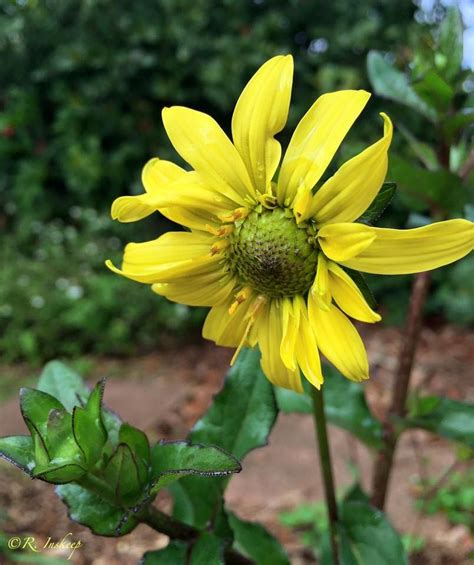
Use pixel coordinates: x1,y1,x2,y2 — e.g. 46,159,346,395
412,70,454,113
105,443,142,505
142,541,188,564
396,124,438,170
321,489,407,565
229,512,290,565
72,380,107,466
442,110,474,141
438,7,463,82
357,182,396,224
389,154,465,213
366,51,437,122
119,423,150,484
56,483,138,536
0,436,35,473
151,441,240,493
170,348,278,529
190,348,278,459
275,367,383,449
37,361,89,412
190,532,224,565
405,395,474,447
19,388,65,440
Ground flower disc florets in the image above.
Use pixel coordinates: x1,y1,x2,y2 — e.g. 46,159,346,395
229,208,318,297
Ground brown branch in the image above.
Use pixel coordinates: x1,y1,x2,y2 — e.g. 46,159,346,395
371,271,431,509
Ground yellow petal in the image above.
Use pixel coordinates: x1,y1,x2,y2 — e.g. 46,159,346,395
162,106,255,205
327,262,381,323
295,298,324,389
277,90,371,205
203,291,256,347
111,158,186,222
318,223,376,262
280,297,300,370
312,113,393,226
257,299,303,392
312,252,331,310
106,232,222,284
309,295,369,382
332,220,474,274
153,272,235,307
232,55,293,194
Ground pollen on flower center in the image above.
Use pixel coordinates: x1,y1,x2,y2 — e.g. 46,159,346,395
229,208,318,298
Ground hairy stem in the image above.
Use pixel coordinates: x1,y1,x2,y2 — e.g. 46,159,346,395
311,386,339,564
371,271,431,509
142,506,253,564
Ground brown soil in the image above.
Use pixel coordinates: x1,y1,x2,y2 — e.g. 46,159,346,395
0,324,473,564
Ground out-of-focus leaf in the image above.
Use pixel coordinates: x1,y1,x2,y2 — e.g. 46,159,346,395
396,124,438,170
367,51,437,121
442,110,474,141
438,7,463,82
37,361,89,412
150,440,240,492
412,70,454,113
142,542,188,564
229,511,290,565
56,483,138,536
190,532,224,565
275,367,383,449
389,154,465,213
405,395,474,447
72,380,107,466
0,436,35,473
321,486,408,565
357,182,397,224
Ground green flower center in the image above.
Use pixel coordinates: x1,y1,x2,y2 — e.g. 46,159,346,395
229,208,318,298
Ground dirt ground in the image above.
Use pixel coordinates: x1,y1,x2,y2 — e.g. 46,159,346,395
0,324,473,564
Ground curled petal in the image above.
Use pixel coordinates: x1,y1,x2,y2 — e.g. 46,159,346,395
232,55,293,193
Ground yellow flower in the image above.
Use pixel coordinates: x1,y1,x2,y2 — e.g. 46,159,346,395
107,55,473,392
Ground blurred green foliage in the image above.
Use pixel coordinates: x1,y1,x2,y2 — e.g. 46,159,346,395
0,0,472,362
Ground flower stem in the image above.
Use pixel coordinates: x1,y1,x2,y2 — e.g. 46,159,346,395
371,270,431,509
311,385,339,564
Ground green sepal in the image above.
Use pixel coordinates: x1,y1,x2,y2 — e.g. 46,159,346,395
46,408,83,462
228,511,290,565
405,395,474,447
72,380,107,467
104,443,142,506
33,462,86,484
150,440,241,494
56,483,138,537
19,387,65,441
357,182,397,225
0,436,35,474
119,423,150,485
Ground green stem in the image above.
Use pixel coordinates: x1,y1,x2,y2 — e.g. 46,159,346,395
311,386,339,565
